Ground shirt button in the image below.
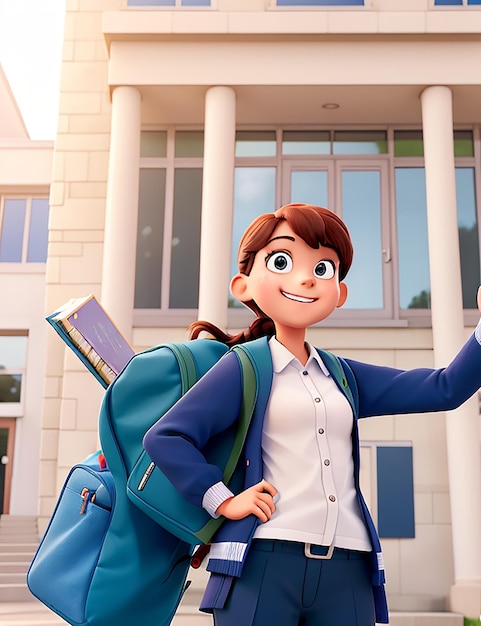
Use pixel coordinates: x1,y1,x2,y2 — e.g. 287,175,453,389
324,459,330,466
329,495,336,502
302,371,308,376
315,397,321,403
318,428,324,435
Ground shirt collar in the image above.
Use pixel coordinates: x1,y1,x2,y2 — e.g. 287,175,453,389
268,336,330,377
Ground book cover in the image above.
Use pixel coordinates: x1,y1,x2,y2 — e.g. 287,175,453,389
46,295,135,388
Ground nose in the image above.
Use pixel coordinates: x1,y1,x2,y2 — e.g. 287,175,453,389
300,274,315,288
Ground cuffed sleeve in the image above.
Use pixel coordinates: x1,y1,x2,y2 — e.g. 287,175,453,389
202,481,235,518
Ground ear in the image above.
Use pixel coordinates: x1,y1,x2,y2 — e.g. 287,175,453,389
230,273,251,303
336,282,348,308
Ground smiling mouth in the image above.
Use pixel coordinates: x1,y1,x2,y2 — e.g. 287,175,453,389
281,291,317,304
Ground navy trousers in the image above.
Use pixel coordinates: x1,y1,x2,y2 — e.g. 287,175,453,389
213,540,376,626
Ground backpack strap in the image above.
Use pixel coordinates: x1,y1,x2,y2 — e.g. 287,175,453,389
317,349,359,416
168,343,198,393
172,342,259,490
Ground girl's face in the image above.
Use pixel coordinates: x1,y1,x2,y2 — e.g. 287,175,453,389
231,221,347,332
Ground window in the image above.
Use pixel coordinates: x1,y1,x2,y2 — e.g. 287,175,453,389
0,335,26,410
395,130,479,311
231,167,277,308
127,0,210,6
135,127,481,324
134,131,204,311
277,0,364,5
0,197,49,263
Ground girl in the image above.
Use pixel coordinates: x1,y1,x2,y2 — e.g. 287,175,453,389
144,203,481,626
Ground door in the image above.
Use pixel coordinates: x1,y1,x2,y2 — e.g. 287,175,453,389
0,419,16,514
282,159,392,319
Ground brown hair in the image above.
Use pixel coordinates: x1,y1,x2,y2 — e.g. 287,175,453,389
189,203,353,346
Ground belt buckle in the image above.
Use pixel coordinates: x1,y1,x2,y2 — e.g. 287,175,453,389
304,543,335,560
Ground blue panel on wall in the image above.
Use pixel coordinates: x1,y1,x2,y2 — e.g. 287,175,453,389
377,446,415,538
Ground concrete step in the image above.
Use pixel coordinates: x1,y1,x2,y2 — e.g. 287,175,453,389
388,614,463,626
0,562,30,574
0,583,33,603
0,572,28,585
0,551,35,563
0,543,37,554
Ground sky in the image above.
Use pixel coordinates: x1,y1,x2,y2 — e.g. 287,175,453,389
0,0,65,140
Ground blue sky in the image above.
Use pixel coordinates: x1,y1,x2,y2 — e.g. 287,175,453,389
0,0,65,140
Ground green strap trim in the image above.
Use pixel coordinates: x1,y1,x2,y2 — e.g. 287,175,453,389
318,349,356,413
172,342,257,484
223,347,257,483
193,345,258,545
169,343,198,393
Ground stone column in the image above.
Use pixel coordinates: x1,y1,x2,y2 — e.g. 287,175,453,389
421,85,481,618
197,86,236,330
101,85,142,342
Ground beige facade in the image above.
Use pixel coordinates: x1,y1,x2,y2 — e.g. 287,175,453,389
0,67,53,516
10,0,480,620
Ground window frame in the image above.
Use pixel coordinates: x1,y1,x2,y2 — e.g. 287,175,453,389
0,332,27,418
271,0,365,7
135,128,205,327
127,0,213,7
0,195,49,272
133,124,481,329
393,125,481,327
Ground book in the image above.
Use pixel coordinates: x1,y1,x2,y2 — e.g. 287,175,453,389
46,294,136,388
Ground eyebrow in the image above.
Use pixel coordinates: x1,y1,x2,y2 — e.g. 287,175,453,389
266,235,295,245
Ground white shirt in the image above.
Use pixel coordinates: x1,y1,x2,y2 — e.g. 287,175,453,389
253,338,371,550
203,337,371,551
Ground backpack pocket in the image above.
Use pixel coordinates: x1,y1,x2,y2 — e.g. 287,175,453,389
27,457,114,626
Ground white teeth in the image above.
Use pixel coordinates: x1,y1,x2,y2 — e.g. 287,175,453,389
281,291,315,303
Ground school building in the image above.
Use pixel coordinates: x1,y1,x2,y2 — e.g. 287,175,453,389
2,0,481,621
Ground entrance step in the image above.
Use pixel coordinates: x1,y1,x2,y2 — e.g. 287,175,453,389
0,515,39,602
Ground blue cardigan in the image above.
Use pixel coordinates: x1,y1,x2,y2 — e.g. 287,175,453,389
143,332,481,624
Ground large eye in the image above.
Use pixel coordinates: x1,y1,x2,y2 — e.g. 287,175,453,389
314,260,335,280
266,251,293,273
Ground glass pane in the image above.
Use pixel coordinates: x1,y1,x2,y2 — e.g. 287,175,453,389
169,169,202,308
341,171,383,309
235,132,276,157
454,130,474,157
182,0,210,4
128,0,175,5
134,169,166,308
395,168,431,309
456,168,480,309
277,0,364,4
333,131,387,155
0,374,21,402
230,167,276,307
290,170,328,206
434,0,462,4
0,336,27,368
282,131,330,155
27,199,49,262
394,130,424,157
140,131,167,158
0,199,26,262
175,131,204,157
468,0,481,4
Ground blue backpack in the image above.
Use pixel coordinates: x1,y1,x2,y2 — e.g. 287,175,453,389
27,338,355,626
27,339,231,626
